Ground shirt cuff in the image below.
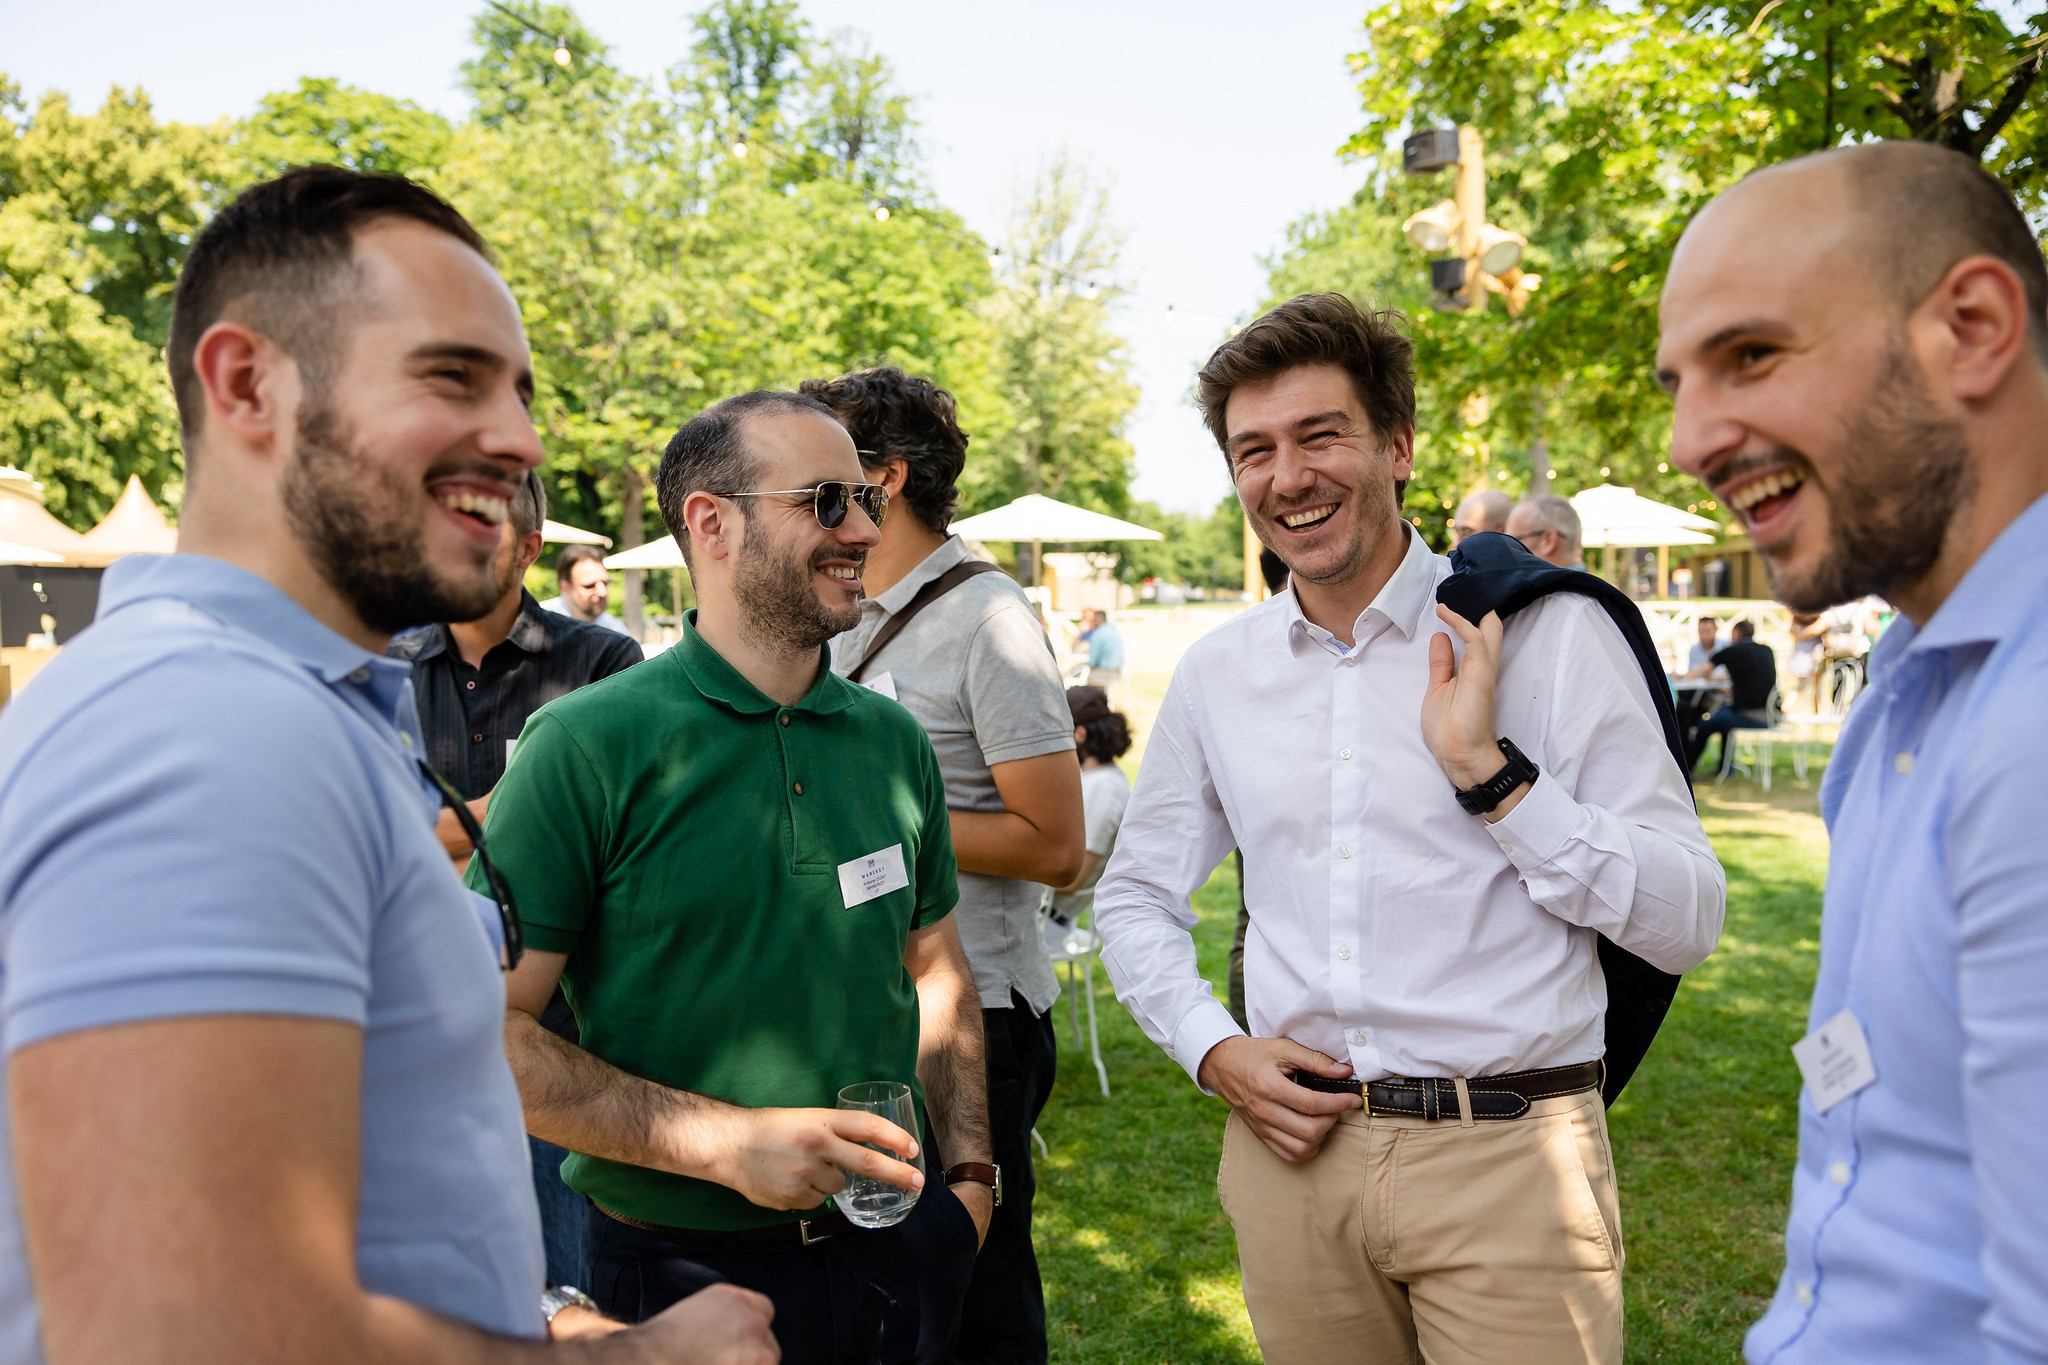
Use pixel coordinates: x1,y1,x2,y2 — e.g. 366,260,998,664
979,732,1079,765
1483,770,1581,873
1171,997,1247,1094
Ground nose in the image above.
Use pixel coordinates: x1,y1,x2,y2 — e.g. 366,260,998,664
1268,442,1319,498
1667,382,1743,487
839,499,883,549
479,382,545,476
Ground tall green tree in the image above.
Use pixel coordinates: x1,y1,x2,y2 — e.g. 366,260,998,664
236,78,451,178
966,153,1140,554
0,81,227,525
1267,0,2048,536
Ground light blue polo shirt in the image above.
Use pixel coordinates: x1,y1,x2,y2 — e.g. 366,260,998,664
0,555,544,1361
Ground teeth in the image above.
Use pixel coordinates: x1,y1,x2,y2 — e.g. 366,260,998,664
437,491,508,526
1282,505,1335,528
824,566,860,580
1730,471,1801,514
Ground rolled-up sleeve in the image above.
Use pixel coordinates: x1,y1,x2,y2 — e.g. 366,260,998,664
1093,670,1243,1090
1486,597,1725,975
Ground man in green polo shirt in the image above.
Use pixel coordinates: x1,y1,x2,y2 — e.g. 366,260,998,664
475,389,994,1364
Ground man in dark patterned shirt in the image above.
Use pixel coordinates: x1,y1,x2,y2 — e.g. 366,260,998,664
388,466,641,1292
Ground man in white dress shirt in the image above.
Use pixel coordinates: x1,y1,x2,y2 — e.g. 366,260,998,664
1094,292,1725,1365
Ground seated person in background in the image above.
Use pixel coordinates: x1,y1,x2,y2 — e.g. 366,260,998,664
1504,492,1587,570
541,542,632,636
1685,618,1779,772
1043,686,1133,949
1082,607,1124,688
1683,614,1721,676
1449,488,1512,544
1788,612,1825,712
388,467,642,1295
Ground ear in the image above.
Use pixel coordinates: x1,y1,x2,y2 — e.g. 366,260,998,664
866,458,910,497
683,490,738,564
1922,254,2034,402
1386,425,1417,480
190,320,298,456
515,530,546,576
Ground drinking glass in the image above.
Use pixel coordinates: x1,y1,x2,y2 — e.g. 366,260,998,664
833,1081,923,1228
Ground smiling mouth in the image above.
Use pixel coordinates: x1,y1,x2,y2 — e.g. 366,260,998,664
1277,503,1338,532
433,488,510,530
822,565,860,582
1724,468,1806,529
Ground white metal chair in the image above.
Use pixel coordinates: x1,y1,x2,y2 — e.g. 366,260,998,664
1039,892,1110,1098
1718,685,1784,791
1779,667,1859,784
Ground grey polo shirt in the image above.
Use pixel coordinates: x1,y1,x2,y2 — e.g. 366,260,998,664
832,536,1074,1013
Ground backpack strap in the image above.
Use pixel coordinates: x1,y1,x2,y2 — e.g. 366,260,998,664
845,560,1006,684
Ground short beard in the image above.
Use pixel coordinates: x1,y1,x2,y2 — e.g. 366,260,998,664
282,403,503,636
1764,347,1973,614
732,512,864,658
1266,466,1396,589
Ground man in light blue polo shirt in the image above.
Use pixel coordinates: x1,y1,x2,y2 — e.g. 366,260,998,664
1661,142,2048,1363
0,167,773,1364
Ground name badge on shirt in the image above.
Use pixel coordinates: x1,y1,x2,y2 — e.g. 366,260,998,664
838,844,910,909
864,671,899,700
1791,1008,1878,1113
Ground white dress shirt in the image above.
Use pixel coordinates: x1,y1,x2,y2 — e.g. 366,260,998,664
1094,526,1724,1087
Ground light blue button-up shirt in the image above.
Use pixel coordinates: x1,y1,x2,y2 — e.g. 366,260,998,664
0,555,544,1362
1747,493,2048,1364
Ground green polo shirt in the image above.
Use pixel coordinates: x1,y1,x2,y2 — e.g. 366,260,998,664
469,612,958,1231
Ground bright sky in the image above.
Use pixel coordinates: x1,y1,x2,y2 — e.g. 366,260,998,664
11,0,1370,511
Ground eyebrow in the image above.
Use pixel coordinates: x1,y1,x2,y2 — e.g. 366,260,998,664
408,342,535,403
1225,408,1356,454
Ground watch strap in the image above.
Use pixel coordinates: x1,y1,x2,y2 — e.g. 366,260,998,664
540,1285,598,1323
945,1161,1002,1205
1455,737,1539,815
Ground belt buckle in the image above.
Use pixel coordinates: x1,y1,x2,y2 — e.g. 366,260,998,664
799,1217,836,1246
1360,1080,1372,1118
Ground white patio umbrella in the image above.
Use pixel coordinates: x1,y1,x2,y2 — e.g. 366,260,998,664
1569,484,1719,549
543,519,612,546
603,535,685,570
947,494,1162,586
0,539,64,566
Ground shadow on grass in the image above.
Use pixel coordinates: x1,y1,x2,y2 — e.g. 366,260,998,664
1036,744,1832,1364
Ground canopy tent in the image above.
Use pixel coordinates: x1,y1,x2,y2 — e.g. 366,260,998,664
1569,484,1719,549
604,536,686,570
77,476,177,561
947,494,1163,545
543,519,612,546
0,539,64,566
0,491,94,565
947,494,1161,587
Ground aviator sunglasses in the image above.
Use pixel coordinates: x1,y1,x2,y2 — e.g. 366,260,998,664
721,480,889,530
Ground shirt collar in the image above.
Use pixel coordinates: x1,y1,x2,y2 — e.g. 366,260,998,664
507,591,551,653
1890,490,2048,667
871,536,973,615
1282,523,1442,655
668,610,854,716
96,554,413,719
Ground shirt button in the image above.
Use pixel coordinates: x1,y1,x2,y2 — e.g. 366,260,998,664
1342,656,1358,668
465,680,477,691
471,733,484,743
780,714,791,727
1339,747,1353,760
1338,845,1352,859
1335,945,1352,961
1350,1029,1368,1046
348,667,370,684
1829,1161,1850,1186
793,781,804,795
1894,751,1914,775
1795,1282,1813,1308
399,733,414,749
1499,842,1514,854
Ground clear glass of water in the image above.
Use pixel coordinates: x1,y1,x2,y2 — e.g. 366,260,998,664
833,1081,923,1228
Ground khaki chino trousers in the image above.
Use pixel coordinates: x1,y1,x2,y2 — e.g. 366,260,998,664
1217,1091,1624,1365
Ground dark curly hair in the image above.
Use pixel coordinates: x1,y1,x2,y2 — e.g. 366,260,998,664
799,366,969,531
1067,686,1131,765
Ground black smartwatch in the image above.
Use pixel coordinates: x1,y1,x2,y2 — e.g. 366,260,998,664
1454,737,1540,815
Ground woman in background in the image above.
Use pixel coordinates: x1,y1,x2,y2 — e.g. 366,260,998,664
1045,686,1131,944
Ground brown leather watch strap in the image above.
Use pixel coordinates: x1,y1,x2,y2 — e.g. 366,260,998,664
945,1162,1002,1204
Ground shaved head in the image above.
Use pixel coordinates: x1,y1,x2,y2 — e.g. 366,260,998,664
1792,141,2048,357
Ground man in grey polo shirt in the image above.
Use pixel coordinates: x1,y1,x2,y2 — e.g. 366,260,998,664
805,367,1083,1365
0,167,772,1364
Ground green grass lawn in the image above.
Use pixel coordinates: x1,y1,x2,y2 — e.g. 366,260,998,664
1032,747,1830,1364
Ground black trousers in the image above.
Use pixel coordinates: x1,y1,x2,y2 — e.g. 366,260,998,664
955,992,1058,1365
584,1178,977,1365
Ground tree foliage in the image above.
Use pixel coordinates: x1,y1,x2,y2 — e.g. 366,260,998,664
1266,0,2048,538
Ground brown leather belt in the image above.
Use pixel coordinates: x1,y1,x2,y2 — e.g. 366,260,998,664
1289,1060,1604,1121
596,1201,852,1246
